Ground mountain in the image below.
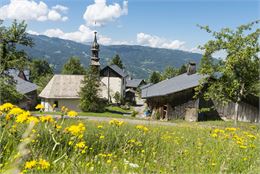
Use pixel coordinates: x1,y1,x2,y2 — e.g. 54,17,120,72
20,34,203,79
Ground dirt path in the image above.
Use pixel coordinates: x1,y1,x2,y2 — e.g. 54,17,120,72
33,114,176,126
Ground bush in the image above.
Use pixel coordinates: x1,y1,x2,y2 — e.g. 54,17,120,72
113,92,121,105
131,110,139,117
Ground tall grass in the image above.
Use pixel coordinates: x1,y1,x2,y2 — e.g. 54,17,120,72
0,103,259,173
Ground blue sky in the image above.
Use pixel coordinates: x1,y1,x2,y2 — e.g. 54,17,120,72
0,0,259,53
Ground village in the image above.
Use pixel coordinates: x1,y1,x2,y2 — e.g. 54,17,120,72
0,0,259,173
7,31,259,124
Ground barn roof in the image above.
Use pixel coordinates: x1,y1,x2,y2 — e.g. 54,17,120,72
39,75,84,99
13,75,38,94
8,69,37,94
140,83,153,90
142,73,207,98
101,65,128,78
126,79,144,88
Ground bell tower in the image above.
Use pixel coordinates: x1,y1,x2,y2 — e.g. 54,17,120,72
90,31,100,72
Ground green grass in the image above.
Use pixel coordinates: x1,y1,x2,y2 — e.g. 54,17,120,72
31,106,133,119
1,104,260,173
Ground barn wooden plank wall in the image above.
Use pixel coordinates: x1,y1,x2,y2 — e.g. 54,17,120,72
214,101,259,123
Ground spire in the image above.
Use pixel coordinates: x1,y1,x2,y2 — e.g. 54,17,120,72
92,31,99,50
90,31,100,69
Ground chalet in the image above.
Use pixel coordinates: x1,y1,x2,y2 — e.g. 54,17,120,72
39,32,127,111
8,69,38,110
125,78,146,103
126,78,146,90
142,62,259,123
100,64,128,103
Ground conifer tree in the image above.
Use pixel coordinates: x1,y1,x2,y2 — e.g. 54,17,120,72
110,54,124,69
0,20,33,103
79,67,106,112
62,57,86,75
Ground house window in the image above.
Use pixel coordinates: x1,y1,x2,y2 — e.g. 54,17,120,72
54,101,58,108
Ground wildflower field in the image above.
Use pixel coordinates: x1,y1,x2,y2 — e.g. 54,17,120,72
0,103,259,173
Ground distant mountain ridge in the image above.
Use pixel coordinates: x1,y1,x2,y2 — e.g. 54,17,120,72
20,34,203,79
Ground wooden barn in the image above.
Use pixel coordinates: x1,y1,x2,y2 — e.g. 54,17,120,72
142,63,259,123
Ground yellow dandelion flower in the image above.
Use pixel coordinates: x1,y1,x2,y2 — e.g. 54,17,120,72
97,125,103,129
211,133,218,138
35,104,44,110
38,159,50,169
247,134,256,139
249,144,256,148
239,145,247,149
107,159,112,164
40,115,54,123
65,123,86,137
75,141,86,149
109,119,124,127
0,103,14,112
8,107,24,116
55,125,62,130
136,125,149,132
213,129,225,134
27,116,39,124
25,160,37,169
67,110,78,117
16,111,30,123
225,127,237,131
99,135,105,139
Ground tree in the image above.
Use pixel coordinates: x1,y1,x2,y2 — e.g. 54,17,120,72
161,66,178,80
61,57,86,75
149,71,162,84
197,21,260,125
79,68,106,112
114,91,121,105
30,59,53,82
110,54,124,69
178,64,187,75
29,59,54,93
0,20,33,103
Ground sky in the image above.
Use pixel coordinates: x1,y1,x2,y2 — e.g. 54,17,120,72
0,0,259,54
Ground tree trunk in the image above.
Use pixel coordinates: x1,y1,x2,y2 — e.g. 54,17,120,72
234,83,244,126
234,101,239,126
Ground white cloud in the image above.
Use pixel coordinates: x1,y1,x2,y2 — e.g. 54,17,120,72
52,5,68,13
137,33,186,50
190,46,203,54
83,0,128,27
28,25,111,45
136,32,205,53
27,30,40,35
0,0,68,21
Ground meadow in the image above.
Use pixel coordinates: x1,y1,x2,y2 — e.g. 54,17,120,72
0,103,259,174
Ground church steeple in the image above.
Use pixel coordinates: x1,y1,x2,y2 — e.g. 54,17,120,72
90,31,100,67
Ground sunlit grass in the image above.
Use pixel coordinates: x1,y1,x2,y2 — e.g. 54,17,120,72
1,103,259,173
31,105,132,119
